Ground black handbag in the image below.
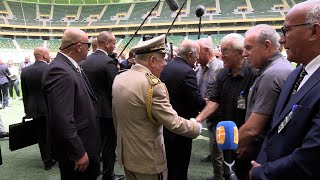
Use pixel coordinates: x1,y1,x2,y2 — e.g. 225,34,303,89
9,116,38,151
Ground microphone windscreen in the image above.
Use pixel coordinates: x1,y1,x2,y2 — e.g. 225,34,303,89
195,5,205,17
165,0,179,11
216,121,239,150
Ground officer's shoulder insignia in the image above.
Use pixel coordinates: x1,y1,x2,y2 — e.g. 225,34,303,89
145,73,161,86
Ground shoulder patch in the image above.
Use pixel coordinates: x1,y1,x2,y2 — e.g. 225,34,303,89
145,73,161,86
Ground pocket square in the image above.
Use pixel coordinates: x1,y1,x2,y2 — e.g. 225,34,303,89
278,104,299,134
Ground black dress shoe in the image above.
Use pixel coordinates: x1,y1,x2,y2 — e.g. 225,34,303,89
113,174,125,180
200,154,211,162
206,177,214,180
0,132,9,138
44,160,56,170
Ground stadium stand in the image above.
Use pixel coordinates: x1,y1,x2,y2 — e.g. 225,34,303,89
78,5,105,26
115,36,141,52
47,39,60,52
0,38,20,63
0,37,15,49
0,0,307,62
15,38,43,54
0,1,7,11
118,1,156,25
92,3,131,25
6,1,25,25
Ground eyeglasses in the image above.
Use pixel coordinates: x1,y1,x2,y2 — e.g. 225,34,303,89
281,23,310,36
59,42,91,50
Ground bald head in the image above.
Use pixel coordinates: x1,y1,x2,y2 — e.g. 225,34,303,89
60,28,90,62
34,47,50,63
91,38,98,52
61,28,87,50
97,31,116,54
280,0,320,65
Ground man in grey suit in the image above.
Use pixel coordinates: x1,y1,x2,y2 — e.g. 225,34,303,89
82,31,123,180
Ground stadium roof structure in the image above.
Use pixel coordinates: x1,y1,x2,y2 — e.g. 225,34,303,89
10,0,149,5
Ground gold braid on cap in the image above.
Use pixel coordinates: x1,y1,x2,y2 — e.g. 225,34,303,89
135,44,167,55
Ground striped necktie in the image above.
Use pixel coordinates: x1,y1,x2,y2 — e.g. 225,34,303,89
291,67,307,96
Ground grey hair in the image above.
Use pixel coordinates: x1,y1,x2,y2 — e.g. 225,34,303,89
177,40,199,59
246,24,280,49
306,0,320,24
197,38,214,51
221,33,244,50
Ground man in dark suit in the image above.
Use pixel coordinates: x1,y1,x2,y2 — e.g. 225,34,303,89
160,39,206,180
0,59,10,109
42,28,101,180
21,47,55,170
250,1,320,179
81,31,123,180
120,50,135,70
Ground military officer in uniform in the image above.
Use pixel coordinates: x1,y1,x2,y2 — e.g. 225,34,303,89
112,34,202,180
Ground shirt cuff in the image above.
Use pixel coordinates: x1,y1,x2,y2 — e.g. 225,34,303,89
190,118,202,134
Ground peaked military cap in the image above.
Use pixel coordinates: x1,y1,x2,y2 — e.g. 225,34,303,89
131,34,167,55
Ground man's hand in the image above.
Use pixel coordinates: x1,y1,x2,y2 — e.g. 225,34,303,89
249,160,261,180
236,145,250,160
74,152,89,172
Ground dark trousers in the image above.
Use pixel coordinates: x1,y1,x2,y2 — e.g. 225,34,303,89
234,158,251,180
59,157,100,180
164,129,192,180
100,118,117,180
34,117,52,165
234,141,262,180
8,79,20,98
0,82,9,107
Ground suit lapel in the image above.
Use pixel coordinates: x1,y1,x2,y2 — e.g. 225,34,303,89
80,72,97,101
57,53,97,101
272,66,302,122
271,66,320,130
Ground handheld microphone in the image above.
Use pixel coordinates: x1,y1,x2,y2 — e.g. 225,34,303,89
195,5,205,17
195,5,205,39
165,0,179,11
216,121,239,180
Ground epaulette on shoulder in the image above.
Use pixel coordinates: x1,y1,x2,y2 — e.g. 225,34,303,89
117,69,128,75
145,73,161,86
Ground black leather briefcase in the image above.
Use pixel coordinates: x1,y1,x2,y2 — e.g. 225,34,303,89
9,117,38,151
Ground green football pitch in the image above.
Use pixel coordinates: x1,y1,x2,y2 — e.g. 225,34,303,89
0,98,212,180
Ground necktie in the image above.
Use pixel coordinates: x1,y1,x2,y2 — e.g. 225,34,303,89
291,67,307,96
76,66,82,74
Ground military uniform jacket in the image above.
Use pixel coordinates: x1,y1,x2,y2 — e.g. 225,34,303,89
112,64,200,174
